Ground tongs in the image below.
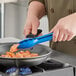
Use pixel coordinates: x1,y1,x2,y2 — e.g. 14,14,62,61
17,29,53,49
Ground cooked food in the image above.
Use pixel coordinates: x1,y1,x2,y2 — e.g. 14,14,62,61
10,44,19,52
0,44,39,58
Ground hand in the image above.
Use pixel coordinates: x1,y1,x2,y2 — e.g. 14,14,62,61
50,13,76,42
24,15,40,37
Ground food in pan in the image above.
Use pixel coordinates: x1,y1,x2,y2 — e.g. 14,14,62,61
10,44,19,52
0,44,39,58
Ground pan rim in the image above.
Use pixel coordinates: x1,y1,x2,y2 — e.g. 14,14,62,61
0,44,52,60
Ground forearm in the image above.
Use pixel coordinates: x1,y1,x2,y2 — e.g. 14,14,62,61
27,1,45,19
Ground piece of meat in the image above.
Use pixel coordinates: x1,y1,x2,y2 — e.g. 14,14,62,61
10,44,19,52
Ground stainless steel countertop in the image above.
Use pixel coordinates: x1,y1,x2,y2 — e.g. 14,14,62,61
50,50,76,67
0,37,76,67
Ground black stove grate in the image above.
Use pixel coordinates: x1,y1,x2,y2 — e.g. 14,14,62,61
38,59,64,70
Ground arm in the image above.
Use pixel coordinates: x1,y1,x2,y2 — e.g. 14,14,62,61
24,1,45,37
28,1,45,19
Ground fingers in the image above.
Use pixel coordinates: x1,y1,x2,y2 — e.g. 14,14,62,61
57,30,64,41
24,20,40,37
62,34,68,41
57,32,74,41
53,29,59,42
32,21,40,35
51,27,59,42
51,27,74,42
67,34,74,41
24,23,32,37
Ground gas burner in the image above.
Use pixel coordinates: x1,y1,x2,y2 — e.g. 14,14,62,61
6,67,32,75
5,66,45,76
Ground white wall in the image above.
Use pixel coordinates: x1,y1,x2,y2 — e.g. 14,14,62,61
0,5,1,38
4,0,49,46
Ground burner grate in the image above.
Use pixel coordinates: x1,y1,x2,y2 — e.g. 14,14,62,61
38,59,64,70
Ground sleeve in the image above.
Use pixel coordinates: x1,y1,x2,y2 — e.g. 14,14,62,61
29,0,45,5
29,0,47,15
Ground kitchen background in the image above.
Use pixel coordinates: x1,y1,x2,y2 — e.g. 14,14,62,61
0,1,76,76
0,0,49,46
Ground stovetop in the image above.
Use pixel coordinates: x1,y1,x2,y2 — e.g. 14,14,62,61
0,38,74,76
0,59,71,76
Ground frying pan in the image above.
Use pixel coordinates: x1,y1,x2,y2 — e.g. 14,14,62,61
0,43,52,67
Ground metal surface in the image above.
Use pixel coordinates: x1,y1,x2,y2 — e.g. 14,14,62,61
0,43,52,67
51,50,76,67
1,3,5,38
31,67,74,76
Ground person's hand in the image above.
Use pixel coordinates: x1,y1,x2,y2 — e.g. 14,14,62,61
24,15,40,37
50,13,76,42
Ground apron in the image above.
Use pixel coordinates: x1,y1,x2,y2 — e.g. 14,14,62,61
29,0,76,56
44,0,76,56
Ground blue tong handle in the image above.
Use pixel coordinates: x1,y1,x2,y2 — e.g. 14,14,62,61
18,33,53,49
35,32,53,44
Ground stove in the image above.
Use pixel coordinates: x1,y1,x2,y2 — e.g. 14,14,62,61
0,59,74,76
